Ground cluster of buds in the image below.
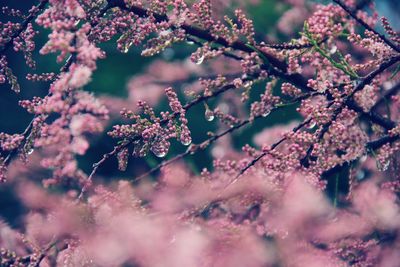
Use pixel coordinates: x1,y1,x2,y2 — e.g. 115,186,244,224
109,87,191,167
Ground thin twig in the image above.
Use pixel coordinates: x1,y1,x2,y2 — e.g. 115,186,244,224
78,74,261,200
301,55,400,167
333,0,400,53
236,118,312,178
116,1,398,131
322,131,399,178
371,82,400,112
132,93,317,182
80,1,398,198
2,3,114,169
0,0,49,55
260,37,328,50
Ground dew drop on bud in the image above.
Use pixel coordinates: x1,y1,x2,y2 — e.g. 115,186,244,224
205,109,215,121
154,150,167,158
243,81,253,89
307,121,316,129
181,137,192,146
378,160,390,171
261,109,271,117
151,140,170,158
122,42,132,54
195,55,205,65
151,145,167,158
330,45,337,54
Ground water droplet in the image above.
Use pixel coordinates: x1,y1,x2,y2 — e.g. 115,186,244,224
360,155,367,163
195,55,205,65
186,40,195,45
151,140,169,158
307,121,316,129
378,160,390,171
154,150,167,158
330,45,337,54
27,148,34,155
122,43,132,53
243,81,253,89
205,109,215,121
261,109,271,117
181,137,192,146
356,170,365,180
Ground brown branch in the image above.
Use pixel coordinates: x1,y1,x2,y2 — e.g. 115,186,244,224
114,0,314,90
2,118,36,165
236,118,312,178
81,2,399,193
2,3,113,169
186,36,244,61
349,55,400,98
367,133,399,150
152,72,243,87
116,0,399,131
333,0,400,53
261,37,329,50
131,93,317,182
300,55,400,167
0,0,49,55
31,239,58,267
78,74,261,200
321,83,400,177
85,1,396,143
322,132,399,178
371,82,400,112
1,238,57,267
1,43,81,167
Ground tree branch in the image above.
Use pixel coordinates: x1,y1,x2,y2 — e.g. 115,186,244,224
301,55,400,167
0,0,49,55
131,93,317,182
333,0,400,53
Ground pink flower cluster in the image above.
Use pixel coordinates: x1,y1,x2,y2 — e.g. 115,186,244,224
109,87,191,163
